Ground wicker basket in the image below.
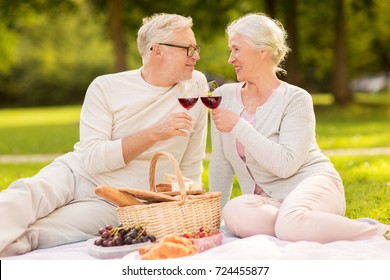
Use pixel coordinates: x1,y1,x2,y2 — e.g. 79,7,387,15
116,151,221,240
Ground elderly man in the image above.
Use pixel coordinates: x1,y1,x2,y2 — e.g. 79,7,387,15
0,13,207,257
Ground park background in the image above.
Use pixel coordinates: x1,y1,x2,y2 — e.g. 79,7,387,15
0,0,389,221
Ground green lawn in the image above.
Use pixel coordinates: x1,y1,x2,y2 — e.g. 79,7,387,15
0,105,80,154
1,95,389,155
314,103,390,149
1,93,390,221
2,155,389,223
332,155,390,223
0,162,50,190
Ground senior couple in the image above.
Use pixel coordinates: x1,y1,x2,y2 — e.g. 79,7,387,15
1,12,389,257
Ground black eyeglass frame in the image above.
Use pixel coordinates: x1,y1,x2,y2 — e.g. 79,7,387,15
151,43,200,57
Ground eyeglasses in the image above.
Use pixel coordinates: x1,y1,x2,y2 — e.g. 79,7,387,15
151,43,200,57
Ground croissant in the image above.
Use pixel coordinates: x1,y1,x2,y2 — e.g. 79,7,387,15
141,241,198,260
139,235,198,260
138,242,159,255
161,234,194,247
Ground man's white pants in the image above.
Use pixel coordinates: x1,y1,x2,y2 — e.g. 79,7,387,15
0,160,118,257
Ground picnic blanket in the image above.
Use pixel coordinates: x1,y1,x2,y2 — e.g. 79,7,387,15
3,225,390,260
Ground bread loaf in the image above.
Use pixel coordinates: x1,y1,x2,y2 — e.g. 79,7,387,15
95,185,143,207
155,184,172,192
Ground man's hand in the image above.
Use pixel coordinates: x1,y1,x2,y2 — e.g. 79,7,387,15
121,112,193,163
152,112,193,139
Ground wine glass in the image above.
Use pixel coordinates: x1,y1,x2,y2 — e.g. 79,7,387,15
201,80,221,133
177,81,199,133
200,80,221,109
177,81,199,111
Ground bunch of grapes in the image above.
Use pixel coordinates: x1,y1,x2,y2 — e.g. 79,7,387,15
181,226,219,239
94,223,157,247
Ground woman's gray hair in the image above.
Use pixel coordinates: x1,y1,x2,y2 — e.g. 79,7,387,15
227,13,290,74
137,13,193,62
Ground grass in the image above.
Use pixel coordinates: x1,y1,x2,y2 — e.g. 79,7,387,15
0,93,390,220
201,155,390,223
314,103,390,149
0,105,80,154
332,155,390,223
0,124,79,154
0,162,50,190
1,96,389,155
2,156,389,223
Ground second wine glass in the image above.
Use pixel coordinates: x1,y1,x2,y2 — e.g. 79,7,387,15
200,80,221,109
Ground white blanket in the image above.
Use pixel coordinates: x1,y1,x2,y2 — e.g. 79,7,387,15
4,228,390,280
184,235,390,260
3,228,390,260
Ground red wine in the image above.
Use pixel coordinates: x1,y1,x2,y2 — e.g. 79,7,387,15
178,97,199,110
200,96,222,109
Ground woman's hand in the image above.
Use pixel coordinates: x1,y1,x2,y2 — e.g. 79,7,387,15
211,108,240,132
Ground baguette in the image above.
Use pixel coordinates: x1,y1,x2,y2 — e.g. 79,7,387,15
95,185,143,207
156,184,172,192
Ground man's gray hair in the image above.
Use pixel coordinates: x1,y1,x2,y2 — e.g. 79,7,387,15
137,13,193,62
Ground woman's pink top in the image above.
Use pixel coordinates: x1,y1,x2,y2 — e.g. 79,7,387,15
236,84,274,196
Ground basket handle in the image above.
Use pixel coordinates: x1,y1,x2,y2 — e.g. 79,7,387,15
149,151,187,205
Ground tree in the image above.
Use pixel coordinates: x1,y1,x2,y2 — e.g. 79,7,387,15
332,0,352,105
281,0,303,87
108,0,127,71
264,0,276,18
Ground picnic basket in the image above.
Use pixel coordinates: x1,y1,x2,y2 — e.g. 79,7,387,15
116,151,222,240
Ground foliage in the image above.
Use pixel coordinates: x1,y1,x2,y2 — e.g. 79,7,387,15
0,23,18,73
296,0,335,90
120,0,241,42
0,0,113,106
0,0,77,24
1,0,390,107
348,0,390,77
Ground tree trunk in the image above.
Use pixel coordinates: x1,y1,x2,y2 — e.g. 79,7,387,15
282,0,303,87
332,0,351,105
108,0,127,72
264,0,276,18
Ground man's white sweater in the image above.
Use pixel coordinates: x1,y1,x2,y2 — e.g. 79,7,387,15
59,68,208,190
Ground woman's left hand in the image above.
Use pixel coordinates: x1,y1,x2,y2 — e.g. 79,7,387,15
211,108,240,132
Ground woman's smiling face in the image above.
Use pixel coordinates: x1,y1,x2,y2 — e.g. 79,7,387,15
228,33,268,82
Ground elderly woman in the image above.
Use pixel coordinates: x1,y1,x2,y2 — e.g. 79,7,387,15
209,13,390,243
